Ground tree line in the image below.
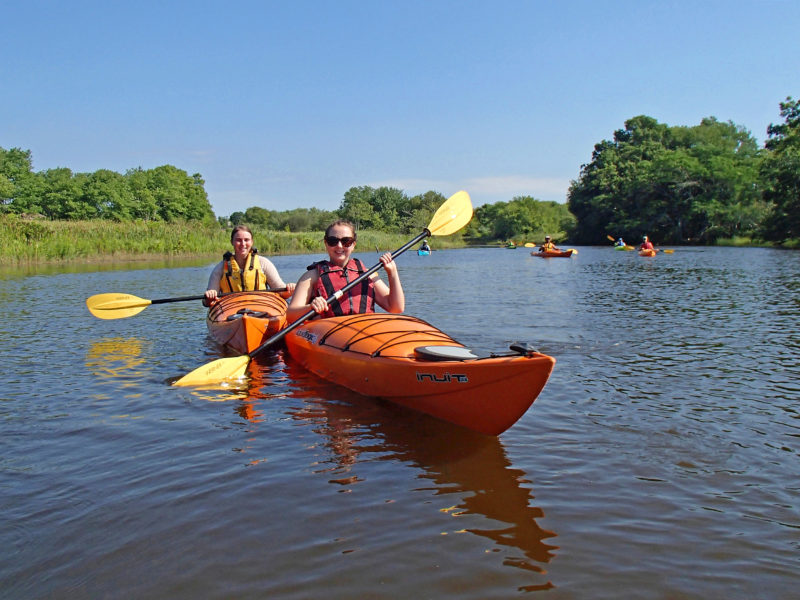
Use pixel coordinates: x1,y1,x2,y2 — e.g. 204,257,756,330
568,96,799,245
3,96,797,246
229,186,574,244
0,148,215,222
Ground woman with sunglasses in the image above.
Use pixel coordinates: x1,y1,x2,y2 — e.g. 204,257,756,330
287,220,405,322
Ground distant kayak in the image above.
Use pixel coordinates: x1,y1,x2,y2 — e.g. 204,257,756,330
638,249,657,257
417,249,430,256
614,245,635,251
532,249,574,258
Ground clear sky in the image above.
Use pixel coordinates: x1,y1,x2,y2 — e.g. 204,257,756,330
2,0,797,217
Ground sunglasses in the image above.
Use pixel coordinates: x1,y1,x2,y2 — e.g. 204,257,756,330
324,236,355,248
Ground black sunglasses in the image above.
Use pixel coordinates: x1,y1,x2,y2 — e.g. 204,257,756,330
324,236,355,247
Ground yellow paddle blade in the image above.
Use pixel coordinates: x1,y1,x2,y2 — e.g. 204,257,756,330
662,249,675,254
524,242,535,248
172,355,251,387
86,293,152,319
607,235,616,242
427,190,473,236
567,248,579,255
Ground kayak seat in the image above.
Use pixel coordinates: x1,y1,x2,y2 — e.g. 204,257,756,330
228,308,274,320
414,345,478,361
509,343,538,356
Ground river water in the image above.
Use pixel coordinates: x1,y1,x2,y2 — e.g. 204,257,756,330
1,246,798,598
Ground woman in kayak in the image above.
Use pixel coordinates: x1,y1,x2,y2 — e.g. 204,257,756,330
639,235,655,251
539,235,561,253
287,220,405,322
203,225,295,306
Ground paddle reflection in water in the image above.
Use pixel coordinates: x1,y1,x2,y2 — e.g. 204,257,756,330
85,337,149,381
235,354,561,591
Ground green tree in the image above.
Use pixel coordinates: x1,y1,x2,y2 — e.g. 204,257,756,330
243,206,275,227
0,147,36,213
126,167,160,221
339,186,382,230
146,165,214,222
406,191,447,233
469,196,575,241
568,115,763,244
761,97,800,241
39,168,87,219
84,169,134,220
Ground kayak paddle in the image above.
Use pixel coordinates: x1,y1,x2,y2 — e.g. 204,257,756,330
86,289,287,320
172,190,473,387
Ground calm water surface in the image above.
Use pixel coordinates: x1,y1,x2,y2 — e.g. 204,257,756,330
1,247,798,598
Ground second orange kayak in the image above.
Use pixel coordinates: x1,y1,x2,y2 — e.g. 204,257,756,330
207,291,287,354
638,249,657,257
284,313,556,435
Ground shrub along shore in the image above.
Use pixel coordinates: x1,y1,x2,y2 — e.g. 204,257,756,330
0,216,468,265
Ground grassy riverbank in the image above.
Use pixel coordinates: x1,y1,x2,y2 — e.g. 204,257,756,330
0,215,467,264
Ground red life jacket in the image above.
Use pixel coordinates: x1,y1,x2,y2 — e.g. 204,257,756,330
309,258,375,318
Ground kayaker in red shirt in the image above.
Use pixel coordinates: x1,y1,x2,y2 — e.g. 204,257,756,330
287,220,405,323
639,235,655,251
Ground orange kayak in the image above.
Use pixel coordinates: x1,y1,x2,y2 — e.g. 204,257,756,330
284,313,556,435
532,249,573,258
207,292,287,354
638,249,657,257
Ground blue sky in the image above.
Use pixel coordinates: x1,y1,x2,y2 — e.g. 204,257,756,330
2,0,797,217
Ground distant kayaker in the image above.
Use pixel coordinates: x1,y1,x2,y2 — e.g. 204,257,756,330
539,236,560,253
615,237,626,247
203,225,295,306
420,241,431,252
287,220,405,322
639,235,655,251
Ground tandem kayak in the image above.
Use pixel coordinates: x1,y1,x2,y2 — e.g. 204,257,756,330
532,249,574,258
284,313,555,435
207,291,287,354
638,249,657,257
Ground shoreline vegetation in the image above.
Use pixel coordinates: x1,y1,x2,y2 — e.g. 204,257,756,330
3,97,798,259
2,215,791,268
0,216,472,266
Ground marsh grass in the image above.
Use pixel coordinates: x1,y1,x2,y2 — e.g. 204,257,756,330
0,215,466,264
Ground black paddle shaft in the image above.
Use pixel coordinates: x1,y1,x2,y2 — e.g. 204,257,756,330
150,289,287,305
